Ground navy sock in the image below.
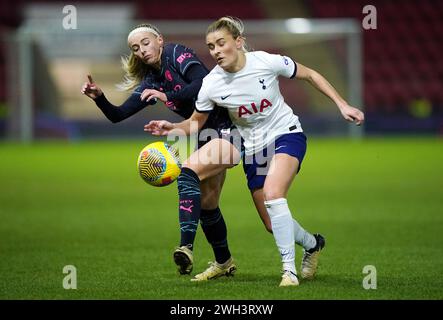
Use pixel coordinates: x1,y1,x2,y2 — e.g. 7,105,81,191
200,207,231,264
177,167,201,249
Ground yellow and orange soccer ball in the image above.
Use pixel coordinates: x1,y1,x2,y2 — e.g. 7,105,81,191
137,142,181,187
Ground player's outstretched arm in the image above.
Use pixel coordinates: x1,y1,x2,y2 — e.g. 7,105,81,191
295,63,365,126
144,110,209,136
81,74,156,123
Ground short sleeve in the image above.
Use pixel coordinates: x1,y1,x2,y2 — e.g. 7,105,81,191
262,52,297,79
195,81,214,113
172,44,202,75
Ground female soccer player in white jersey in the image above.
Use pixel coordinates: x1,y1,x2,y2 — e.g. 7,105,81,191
144,16,364,286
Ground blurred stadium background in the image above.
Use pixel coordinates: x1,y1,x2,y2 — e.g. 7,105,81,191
1,0,442,142
1,0,442,300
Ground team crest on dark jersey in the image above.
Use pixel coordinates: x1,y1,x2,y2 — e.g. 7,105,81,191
165,69,173,82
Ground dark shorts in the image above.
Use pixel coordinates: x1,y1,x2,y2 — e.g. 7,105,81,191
242,132,307,190
196,124,244,153
196,106,244,151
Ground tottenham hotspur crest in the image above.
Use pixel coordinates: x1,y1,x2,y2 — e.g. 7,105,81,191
259,78,266,90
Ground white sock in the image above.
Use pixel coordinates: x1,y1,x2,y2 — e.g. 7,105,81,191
292,218,317,251
264,198,296,274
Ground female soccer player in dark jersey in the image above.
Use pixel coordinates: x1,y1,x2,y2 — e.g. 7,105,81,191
81,23,237,277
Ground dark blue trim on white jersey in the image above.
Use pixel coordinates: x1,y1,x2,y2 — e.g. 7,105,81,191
290,61,297,79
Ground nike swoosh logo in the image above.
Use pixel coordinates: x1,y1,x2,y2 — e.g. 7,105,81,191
221,94,232,100
275,145,287,151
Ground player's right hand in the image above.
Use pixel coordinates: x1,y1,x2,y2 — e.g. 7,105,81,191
81,75,103,99
144,120,175,136
339,104,365,126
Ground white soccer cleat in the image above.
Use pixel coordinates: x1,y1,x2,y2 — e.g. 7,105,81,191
279,270,299,287
173,245,194,275
301,233,326,279
191,257,236,281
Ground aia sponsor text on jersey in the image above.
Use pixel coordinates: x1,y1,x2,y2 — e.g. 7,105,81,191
238,99,272,118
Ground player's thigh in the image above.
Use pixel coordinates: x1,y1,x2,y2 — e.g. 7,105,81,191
263,153,300,200
200,169,227,209
183,138,240,181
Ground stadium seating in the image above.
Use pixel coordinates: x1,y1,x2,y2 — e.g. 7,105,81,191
136,0,265,20
307,0,443,115
0,0,265,107
1,0,441,122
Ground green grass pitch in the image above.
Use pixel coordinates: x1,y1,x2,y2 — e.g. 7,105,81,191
0,137,442,299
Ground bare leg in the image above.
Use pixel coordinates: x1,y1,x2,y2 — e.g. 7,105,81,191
200,170,226,210
251,188,273,233
184,138,240,181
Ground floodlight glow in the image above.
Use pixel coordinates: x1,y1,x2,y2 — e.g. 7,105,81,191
285,18,312,33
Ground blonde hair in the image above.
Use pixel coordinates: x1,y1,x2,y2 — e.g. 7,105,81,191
206,16,249,52
117,23,162,92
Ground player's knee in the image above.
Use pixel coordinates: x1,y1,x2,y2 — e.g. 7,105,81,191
182,161,196,172
201,195,218,209
182,162,203,181
263,187,285,201
201,186,221,209
201,186,219,209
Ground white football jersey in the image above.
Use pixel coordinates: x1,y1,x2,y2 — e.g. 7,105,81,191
196,51,303,156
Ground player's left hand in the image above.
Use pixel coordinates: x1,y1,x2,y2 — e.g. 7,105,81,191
339,104,365,126
140,89,167,103
144,120,174,136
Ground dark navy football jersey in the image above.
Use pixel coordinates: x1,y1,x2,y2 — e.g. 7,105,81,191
95,43,232,132
138,43,204,119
